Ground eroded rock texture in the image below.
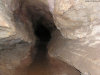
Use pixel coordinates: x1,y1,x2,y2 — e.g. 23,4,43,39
0,0,35,75
48,0,100,75
0,0,100,75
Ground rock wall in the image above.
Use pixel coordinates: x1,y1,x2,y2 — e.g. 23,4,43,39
0,0,35,75
0,0,100,75
48,0,100,75
0,0,54,75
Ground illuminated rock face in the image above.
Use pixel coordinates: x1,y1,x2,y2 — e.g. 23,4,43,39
0,0,100,75
48,0,100,75
50,0,100,39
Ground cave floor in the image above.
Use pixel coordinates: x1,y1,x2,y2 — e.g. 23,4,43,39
27,41,80,75
28,57,80,75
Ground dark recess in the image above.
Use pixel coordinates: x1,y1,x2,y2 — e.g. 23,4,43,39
32,16,52,63
34,18,51,42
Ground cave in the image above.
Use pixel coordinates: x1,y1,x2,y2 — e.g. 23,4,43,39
34,18,51,42
0,0,100,75
26,5,80,74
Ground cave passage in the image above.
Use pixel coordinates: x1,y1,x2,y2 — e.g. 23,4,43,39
25,2,80,75
28,16,80,75
0,0,81,75
34,18,51,42
33,17,52,62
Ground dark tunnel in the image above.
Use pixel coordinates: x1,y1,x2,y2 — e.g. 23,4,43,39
32,17,52,62
34,18,51,42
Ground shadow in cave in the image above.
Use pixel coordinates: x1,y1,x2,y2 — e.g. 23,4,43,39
27,16,53,75
33,17,51,64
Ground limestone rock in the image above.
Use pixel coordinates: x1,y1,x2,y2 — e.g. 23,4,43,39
51,0,100,39
48,0,100,75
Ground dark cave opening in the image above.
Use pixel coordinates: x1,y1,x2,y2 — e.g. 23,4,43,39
34,18,51,42
31,16,54,63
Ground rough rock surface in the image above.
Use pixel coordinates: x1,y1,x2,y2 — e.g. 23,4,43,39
48,0,100,75
0,0,35,75
51,0,100,39
0,0,100,75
